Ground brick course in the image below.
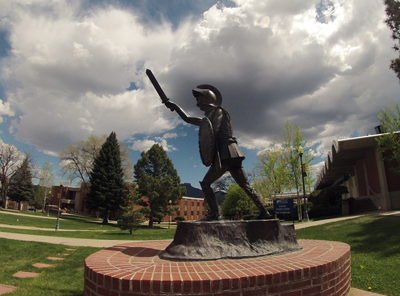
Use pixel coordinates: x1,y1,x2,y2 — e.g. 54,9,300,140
84,239,351,296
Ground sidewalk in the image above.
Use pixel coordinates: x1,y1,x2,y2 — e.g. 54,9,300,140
294,210,400,230
0,231,133,248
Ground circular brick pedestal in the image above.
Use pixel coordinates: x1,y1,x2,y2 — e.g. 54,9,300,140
84,239,351,296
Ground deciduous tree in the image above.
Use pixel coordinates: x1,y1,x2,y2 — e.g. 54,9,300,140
254,138,288,203
253,119,314,220
376,102,400,173
36,162,54,211
221,183,256,219
282,118,314,221
0,140,25,208
134,144,185,228
85,132,127,224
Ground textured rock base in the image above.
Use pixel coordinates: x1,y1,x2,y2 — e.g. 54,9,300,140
160,220,301,260
84,239,351,296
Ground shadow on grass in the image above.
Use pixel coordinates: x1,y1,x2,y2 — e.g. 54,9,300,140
348,215,400,257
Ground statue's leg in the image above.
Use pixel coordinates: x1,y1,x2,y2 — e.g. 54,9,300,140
199,164,227,221
229,166,272,219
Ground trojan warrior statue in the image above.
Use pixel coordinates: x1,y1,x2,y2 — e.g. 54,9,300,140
146,70,271,221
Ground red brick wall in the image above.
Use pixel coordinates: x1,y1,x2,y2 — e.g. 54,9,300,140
84,240,351,296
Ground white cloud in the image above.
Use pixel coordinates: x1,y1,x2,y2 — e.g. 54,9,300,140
0,0,399,172
131,134,177,152
131,139,158,152
0,100,14,123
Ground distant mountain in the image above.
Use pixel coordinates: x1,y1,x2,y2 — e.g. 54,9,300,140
181,183,203,198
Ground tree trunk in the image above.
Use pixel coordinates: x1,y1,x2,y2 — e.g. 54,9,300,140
102,210,109,224
1,183,8,209
297,192,302,221
149,212,154,228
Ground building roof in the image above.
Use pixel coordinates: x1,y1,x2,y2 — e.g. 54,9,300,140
181,183,204,199
315,133,383,191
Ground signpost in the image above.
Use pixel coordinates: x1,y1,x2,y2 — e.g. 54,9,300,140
273,199,294,224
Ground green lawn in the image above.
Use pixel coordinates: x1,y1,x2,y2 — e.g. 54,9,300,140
296,214,400,296
1,211,399,295
0,238,100,296
0,212,177,240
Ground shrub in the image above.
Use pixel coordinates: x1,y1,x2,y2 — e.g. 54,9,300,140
243,214,257,220
174,216,185,222
117,210,144,234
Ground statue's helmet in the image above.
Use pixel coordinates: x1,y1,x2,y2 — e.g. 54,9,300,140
192,84,222,107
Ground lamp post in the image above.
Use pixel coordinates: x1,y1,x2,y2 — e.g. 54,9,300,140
168,200,172,229
56,181,63,230
298,147,309,222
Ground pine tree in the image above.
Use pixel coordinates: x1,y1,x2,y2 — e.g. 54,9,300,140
117,182,145,234
384,0,400,80
134,144,186,228
8,157,34,209
85,132,126,224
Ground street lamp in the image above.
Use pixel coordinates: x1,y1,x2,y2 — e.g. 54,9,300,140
298,147,309,222
168,200,172,229
56,180,63,230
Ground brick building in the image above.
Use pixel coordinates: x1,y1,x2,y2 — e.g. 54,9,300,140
48,183,206,221
315,130,400,215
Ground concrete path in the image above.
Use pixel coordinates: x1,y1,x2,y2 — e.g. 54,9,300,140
0,232,130,248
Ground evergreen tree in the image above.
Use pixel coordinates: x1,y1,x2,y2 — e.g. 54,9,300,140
117,182,145,234
384,0,400,81
134,144,185,228
8,157,34,209
85,132,126,224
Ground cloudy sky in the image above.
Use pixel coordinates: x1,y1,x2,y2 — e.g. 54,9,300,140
0,0,399,188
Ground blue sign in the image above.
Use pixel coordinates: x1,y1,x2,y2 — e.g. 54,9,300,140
273,199,294,214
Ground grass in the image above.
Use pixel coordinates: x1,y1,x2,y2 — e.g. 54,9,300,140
296,214,400,296
0,238,100,296
0,212,177,240
1,211,399,295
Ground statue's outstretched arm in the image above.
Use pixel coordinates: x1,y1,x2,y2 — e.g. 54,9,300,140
165,101,201,126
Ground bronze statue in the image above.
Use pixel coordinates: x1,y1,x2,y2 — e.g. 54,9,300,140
146,70,271,221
